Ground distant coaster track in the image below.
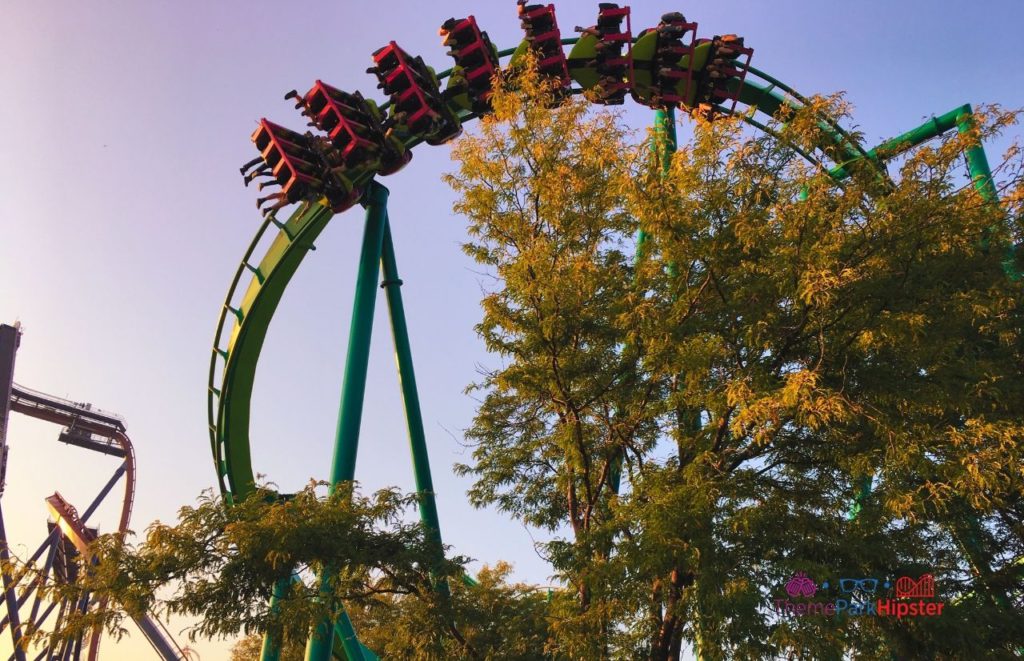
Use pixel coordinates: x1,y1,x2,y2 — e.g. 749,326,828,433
0,375,137,660
8,384,135,534
207,4,1002,660
0,323,187,661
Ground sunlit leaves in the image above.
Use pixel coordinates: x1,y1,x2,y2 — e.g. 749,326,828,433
447,55,1024,658
29,482,466,652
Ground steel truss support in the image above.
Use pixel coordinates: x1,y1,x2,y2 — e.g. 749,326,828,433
24,541,58,636
0,461,126,632
0,504,27,661
290,181,448,661
0,463,127,661
0,530,58,637
380,217,448,588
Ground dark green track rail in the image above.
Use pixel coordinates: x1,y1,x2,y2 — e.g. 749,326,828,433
207,31,1001,661
206,39,890,502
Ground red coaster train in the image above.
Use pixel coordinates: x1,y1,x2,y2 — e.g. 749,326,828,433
238,3,753,217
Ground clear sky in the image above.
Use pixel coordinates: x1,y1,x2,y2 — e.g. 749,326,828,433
2,1,1023,659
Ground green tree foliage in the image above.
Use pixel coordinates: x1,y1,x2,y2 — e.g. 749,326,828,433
447,59,1024,658
28,482,468,654
24,483,553,660
231,633,303,661
346,562,552,660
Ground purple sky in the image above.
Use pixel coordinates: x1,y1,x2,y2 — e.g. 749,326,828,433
2,1,1023,658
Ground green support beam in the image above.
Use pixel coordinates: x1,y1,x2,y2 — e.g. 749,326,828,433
613,108,679,496
957,106,998,202
830,104,972,180
304,184,452,660
380,217,449,592
955,106,1019,279
306,183,390,661
654,106,677,172
329,182,390,491
260,575,293,661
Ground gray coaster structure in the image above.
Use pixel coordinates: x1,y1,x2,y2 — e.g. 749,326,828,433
0,323,187,661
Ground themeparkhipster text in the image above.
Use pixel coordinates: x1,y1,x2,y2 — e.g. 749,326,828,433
772,597,945,619
772,572,945,619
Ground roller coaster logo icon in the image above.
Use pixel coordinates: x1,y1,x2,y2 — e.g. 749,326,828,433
894,573,935,599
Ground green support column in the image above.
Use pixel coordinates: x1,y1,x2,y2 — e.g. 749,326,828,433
846,475,873,521
633,108,677,255
839,108,1011,616
329,182,390,489
947,110,1010,609
955,106,998,203
260,576,292,661
955,106,1018,279
633,107,677,254
379,217,449,593
306,182,390,661
654,107,677,172
655,108,680,282
613,108,678,496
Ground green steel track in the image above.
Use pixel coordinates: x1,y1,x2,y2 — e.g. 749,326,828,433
206,40,895,502
207,33,1003,661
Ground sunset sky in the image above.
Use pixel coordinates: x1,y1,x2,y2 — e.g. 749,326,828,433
2,1,1023,658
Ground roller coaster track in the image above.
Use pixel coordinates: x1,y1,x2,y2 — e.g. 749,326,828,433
8,384,135,534
0,323,186,660
206,6,1005,660
0,380,138,661
206,38,890,504
206,34,999,507
45,494,187,661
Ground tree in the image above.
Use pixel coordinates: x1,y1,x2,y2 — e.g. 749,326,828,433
25,481,555,660
346,562,553,660
27,482,472,655
447,58,1024,658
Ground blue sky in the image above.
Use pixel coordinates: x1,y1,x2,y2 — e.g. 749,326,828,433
2,1,1023,658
